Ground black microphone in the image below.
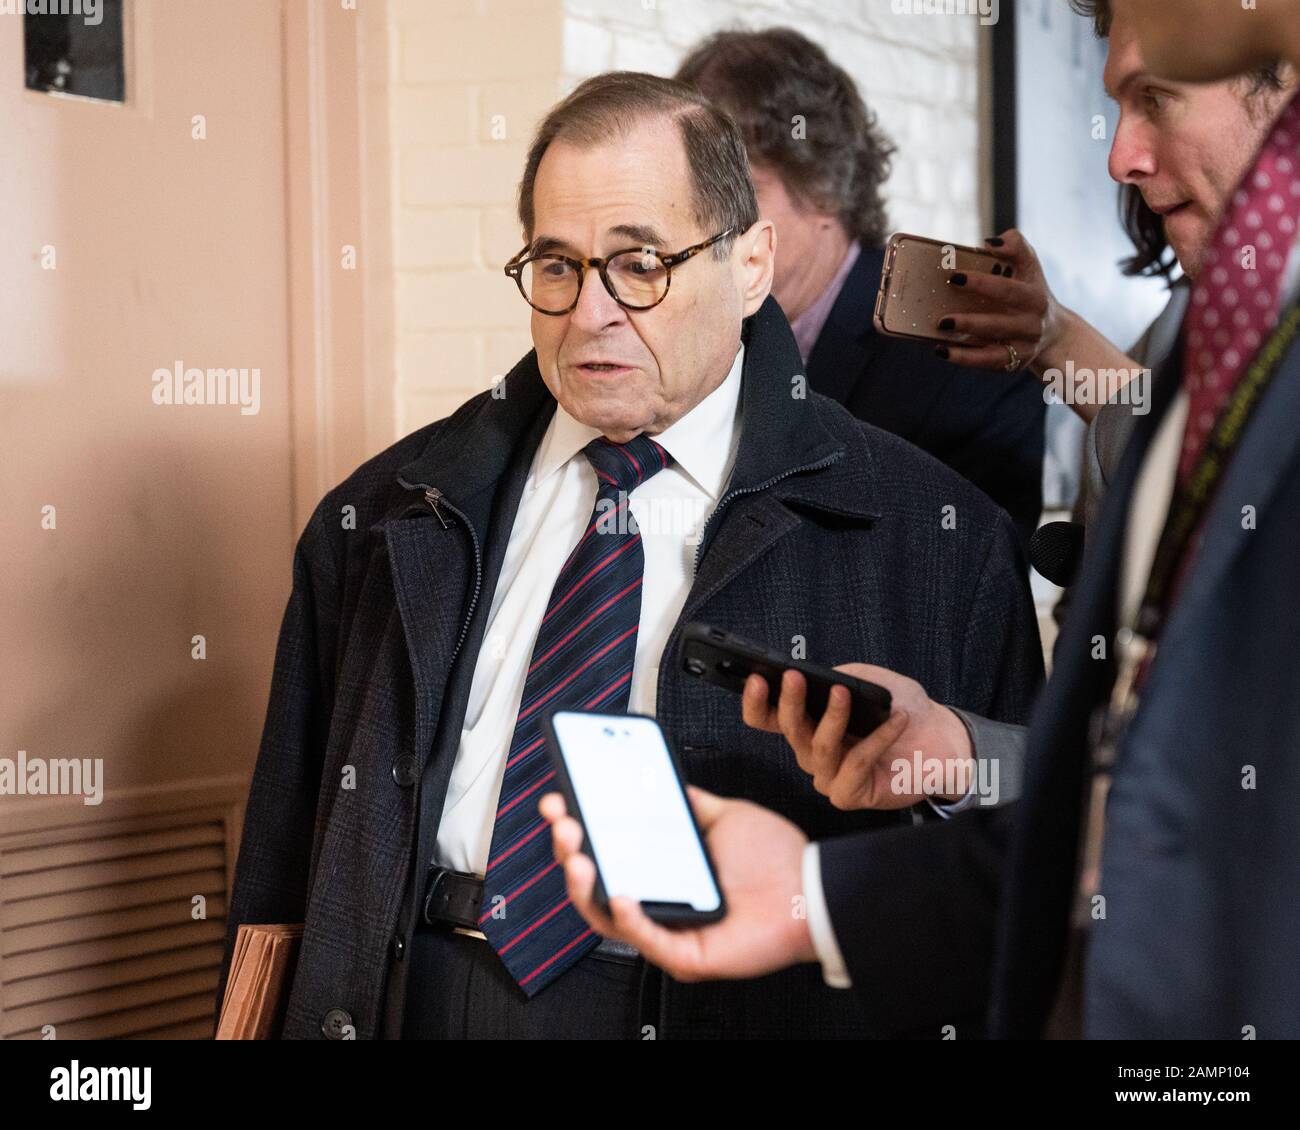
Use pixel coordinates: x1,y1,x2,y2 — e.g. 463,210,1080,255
1029,520,1086,587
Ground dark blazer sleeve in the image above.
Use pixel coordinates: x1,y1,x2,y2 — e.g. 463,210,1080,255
928,521,1039,811
211,506,340,1031
815,514,1041,1036
958,512,1044,727
819,804,1016,1038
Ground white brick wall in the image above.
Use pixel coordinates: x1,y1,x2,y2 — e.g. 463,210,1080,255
388,0,565,431
387,0,986,433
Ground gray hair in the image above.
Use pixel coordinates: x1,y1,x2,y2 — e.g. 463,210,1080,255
516,71,758,260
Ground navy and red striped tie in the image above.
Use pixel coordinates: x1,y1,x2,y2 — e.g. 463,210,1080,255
479,432,671,996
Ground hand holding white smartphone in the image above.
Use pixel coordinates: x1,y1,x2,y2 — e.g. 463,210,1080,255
542,710,726,926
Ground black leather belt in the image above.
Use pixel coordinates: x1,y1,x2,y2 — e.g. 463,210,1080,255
422,867,484,930
418,865,640,962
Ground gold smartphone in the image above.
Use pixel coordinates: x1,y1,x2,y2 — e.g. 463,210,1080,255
873,232,1004,346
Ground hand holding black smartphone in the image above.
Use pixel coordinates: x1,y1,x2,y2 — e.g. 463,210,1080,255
678,622,892,738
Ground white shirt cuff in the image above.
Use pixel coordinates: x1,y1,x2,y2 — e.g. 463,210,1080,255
802,842,851,989
927,774,979,818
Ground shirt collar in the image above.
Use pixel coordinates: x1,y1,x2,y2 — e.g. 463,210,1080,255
532,343,745,501
790,241,861,364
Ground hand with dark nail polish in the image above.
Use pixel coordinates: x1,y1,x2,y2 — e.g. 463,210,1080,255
937,318,955,331
949,273,967,286
934,346,950,359
985,236,1005,247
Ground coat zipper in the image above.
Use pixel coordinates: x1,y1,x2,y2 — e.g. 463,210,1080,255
398,448,840,690
691,449,843,574
395,476,483,666
421,487,450,529
656,449,845,702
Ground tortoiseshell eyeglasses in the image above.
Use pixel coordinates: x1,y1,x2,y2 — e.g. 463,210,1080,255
504,228,735,315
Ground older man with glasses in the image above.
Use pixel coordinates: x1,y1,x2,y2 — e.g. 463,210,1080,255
215,71,1043,1041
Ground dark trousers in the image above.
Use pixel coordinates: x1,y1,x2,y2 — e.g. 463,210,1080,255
402,926,645,1039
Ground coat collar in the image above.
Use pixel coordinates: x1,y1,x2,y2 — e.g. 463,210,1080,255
394,295,878,538
804,243,884,405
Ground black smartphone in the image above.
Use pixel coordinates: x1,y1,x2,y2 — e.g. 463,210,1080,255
542,709,726,926
679,622,893,738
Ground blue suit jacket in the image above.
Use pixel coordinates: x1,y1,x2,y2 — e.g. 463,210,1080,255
822,314,1300,1039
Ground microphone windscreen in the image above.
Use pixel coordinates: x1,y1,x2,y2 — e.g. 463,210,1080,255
1029,521,1086,587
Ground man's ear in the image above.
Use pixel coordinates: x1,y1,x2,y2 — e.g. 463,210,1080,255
736,219,776,317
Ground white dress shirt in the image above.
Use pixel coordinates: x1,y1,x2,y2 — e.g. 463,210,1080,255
434,344,745,875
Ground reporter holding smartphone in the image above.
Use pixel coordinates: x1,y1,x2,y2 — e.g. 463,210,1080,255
541,665,1021,1031
735,667,1022,818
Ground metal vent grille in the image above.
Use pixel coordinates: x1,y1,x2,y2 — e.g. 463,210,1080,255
0,783,243,1040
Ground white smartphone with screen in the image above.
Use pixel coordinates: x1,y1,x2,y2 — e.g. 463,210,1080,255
542,710,726,925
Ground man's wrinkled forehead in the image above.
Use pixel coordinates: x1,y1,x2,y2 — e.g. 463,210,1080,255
529,223,672,259
527,118,694,248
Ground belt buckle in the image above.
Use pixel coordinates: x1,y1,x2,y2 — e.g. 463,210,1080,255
422,866,484,929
